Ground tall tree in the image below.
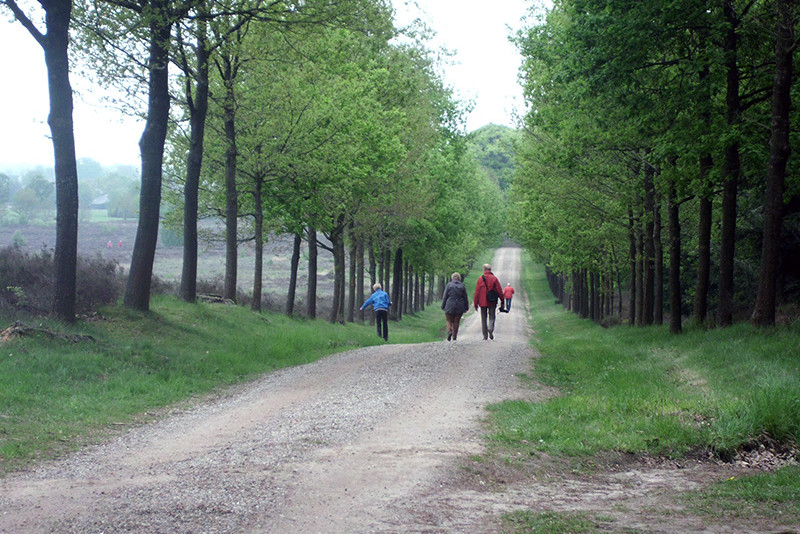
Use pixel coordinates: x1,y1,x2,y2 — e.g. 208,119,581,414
751,0,797,326
176,1,210,303
3,0,79,323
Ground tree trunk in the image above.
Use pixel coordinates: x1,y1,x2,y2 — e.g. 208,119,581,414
627,209,637,325
653,196,663,325
643,162,655,326
694,194,712,324
368,240,376,325
347,226,356,323
180,14,209,304
719,0,742,327
583,270,591,318
286,232,301,316
577,269,587,318
752,0,794,326
694,41,714,326
391,247,403,320
307,227,317,319
635,212,644,326
417,272,423,312
327,219,345,324
403,260,410,315
377,246,385,290
669,182,682,334
125,6,172,311
222,58,239,303
566,272,573,311
357,239,365,322
251,175,264,312
35,2,79,323
384,248,392,295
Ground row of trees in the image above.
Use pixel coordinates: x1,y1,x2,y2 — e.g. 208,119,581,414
509,0,800,331
3,0,504,323
161,16,504,321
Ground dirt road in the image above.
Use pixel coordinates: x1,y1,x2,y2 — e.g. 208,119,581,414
0,247,541,533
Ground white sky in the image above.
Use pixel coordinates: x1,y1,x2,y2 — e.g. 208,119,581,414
0,1,537,168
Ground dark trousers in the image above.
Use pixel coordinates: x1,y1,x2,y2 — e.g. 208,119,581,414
375,309,388,340
480,306,497,339
505,298,512,311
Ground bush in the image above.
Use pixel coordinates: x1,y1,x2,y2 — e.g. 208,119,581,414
12,231,26,247
76,254,124,311
0,245,122,316
0,245,53,314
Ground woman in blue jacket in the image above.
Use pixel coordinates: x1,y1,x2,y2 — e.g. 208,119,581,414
360,283,392,341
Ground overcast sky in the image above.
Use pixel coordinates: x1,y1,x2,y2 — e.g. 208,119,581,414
0,1,538,168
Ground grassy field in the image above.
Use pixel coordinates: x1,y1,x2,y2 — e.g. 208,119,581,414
491,254,800,532
0,296,446,474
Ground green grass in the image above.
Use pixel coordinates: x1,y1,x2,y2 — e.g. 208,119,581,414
488,256,800,459
686,465,800,523
502,511,604,534
0,294,445,473
492,253,800,529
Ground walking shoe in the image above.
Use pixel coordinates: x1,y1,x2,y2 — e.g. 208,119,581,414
447,331,452,341
489,332,494,340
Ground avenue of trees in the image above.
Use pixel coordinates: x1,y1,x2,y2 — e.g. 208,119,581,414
509,0,800,331
2,0,504,323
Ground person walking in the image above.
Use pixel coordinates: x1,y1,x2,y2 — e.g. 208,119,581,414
474,263,504,340
360,283,392,341
502,283,515,312
441,272,469,341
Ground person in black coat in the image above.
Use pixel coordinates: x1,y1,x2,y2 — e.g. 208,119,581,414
441,272,469,341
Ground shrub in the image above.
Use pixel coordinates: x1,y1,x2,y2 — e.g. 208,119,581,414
12,231,26,247
0,245,53,314
149,274,179,297
76,254,124,311
0,245,122,316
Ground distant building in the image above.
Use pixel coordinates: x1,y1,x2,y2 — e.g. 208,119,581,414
91,194,109,210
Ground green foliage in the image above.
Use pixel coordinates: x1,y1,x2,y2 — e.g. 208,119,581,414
511,0,800,321
11,231,25,247
468,124,519,191
159,226,183,248
162,8,505,286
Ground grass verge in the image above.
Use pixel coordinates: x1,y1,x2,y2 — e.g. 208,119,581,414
686,465,800,525
502,510,603,534
489,256,800,459
0,294,445,474
490,253,800,531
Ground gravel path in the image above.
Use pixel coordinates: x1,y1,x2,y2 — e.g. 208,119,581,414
0,247,539,533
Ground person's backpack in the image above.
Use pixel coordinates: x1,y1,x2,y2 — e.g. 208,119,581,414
483,275,499,304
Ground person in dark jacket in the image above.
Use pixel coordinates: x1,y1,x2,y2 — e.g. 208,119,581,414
441,272,469,341
474,263,504,340
360,283,392,341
